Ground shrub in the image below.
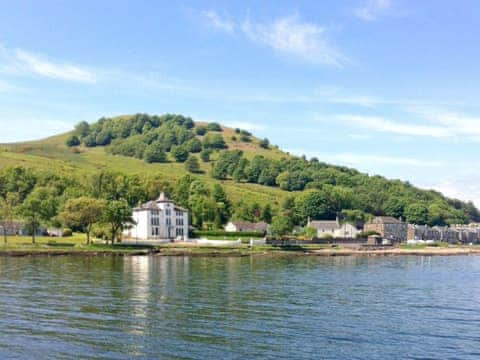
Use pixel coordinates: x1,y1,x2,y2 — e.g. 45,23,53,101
62,228,73,237
186,138,202,153
185,155,201,173
259,138,270,149
200,149,212,162
144,143,167,163
240,134,251,142
207,122,222,132
65,135,80,147
195,126,208,136
171,146,189,162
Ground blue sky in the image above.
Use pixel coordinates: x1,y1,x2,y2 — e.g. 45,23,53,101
1,0,480,205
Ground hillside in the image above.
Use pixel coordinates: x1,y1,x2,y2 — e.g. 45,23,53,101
0,113,478,227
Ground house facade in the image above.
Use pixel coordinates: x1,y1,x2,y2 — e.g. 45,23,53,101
307,218,360,239
364,216,408,242
123,193,189,241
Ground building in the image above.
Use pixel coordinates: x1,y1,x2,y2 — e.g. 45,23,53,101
123,193,189,241
364,216,408,242
307,218,360,239
224,221,268,233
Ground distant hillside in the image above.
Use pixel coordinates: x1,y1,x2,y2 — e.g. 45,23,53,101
1,113,479,226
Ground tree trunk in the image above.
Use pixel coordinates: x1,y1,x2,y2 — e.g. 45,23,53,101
32,222,36,244
3,227,7,245
86,225,90,245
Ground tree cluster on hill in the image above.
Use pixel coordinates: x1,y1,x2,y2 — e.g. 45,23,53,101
68,114,228,164
58,113,480,229
211,150,480,226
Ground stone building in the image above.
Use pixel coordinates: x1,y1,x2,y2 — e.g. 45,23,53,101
364,216,408,242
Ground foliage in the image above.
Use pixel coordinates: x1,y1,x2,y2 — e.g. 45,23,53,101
66,135,81,147
60,197,106,244
259,138,270,149
18,187,58,244
185,155,201,173
102,199,133,245
171,146,189,162
206,122,222,131
143,143,167,163
270,216,293,236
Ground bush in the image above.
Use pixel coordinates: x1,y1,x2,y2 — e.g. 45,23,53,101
240,134,251,142
195,126,208,136
207,122,222,132
171,145,189,162
186,138,202,153
200,149,212,162
62,228,73,237
259,138,270,149
144,143,167,163
65,135,80,147
185,155,201,173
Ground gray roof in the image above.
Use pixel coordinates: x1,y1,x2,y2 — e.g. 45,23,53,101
369,216,404,224
308,220,339,231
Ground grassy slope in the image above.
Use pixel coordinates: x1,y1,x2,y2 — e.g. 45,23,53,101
0,121,292,207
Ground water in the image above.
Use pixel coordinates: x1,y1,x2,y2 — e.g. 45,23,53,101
1,255,480,359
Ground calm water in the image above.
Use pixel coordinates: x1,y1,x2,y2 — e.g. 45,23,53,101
1,255,480,359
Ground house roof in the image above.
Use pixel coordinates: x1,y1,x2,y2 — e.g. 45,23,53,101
134,192,187,212
229,221,268,232
368,216,404,224
308,220,339,231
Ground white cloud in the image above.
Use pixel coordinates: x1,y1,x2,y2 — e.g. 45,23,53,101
287,148,443,168
241,15,348,67
334,114,451,138
355,0,392,21
201,10,234,33
0,46,96,83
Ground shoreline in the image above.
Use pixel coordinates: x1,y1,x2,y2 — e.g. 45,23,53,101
2,246,480,257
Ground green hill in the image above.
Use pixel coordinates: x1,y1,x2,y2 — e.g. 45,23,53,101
0,113,478,227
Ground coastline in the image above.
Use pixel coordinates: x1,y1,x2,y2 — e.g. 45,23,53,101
2,245,480,257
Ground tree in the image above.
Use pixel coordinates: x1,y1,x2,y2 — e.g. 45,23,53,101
270,216,293,237
66,135,81,147
203,134,226,149
195,126,208,136
294,190,332,225
103,200,133,245
262,204,273,223
259,138,270,149
60,197,106,244
144,143,167,163
186,138,202,153
212,184,232,226
200,149,212,162
18,187,58,244
206,122,222,131
404,203,429,224
74,121,90,138
185,155,201,173
0,193,19,244
171,146,189,162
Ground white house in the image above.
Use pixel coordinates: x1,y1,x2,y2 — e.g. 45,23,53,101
224,221,268,233
123,192,189,241
307,218,360,239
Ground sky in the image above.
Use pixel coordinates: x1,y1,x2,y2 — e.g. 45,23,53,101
0,0,480,205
